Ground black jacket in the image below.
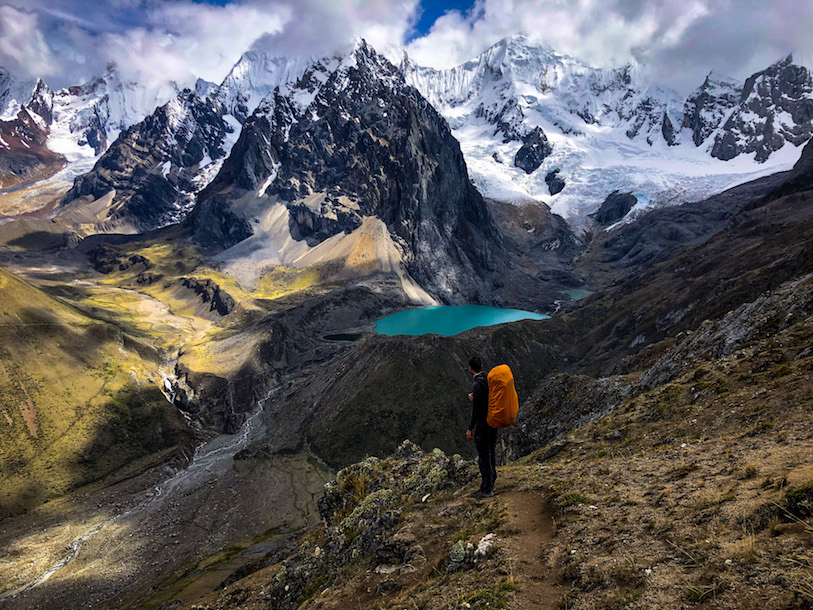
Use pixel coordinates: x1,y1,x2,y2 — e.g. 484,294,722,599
469,371,489,430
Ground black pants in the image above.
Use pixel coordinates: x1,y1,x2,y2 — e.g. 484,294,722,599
475,423,498,492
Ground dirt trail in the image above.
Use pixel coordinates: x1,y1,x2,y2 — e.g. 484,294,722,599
500,491,563,609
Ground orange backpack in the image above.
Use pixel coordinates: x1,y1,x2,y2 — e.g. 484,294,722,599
486,364,519,428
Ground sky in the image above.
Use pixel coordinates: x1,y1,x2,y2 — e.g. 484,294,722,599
1,0,811,95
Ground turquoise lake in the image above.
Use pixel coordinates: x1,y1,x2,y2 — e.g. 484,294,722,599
374,305,550,336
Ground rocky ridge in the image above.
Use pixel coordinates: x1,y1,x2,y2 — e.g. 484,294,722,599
60,90,237,230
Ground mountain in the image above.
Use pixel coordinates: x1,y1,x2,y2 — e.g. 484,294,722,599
0,67,183,221
682,71,742,147
54,52,322,232
711,55,813,161
59,90,238,231
0,79,64,190
403,36,812,227
207,51,315,122
192,40,500,304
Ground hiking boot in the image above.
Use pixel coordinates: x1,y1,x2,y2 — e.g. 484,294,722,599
472,489,494,499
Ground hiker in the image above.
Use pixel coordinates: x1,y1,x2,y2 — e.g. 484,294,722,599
467,356,497,498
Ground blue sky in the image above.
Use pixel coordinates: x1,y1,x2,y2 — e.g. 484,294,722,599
188,0,477,40
410,0,475,39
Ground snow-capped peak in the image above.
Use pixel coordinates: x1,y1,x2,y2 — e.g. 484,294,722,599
0,67,36,122
210,50,316,122
403,37,809,229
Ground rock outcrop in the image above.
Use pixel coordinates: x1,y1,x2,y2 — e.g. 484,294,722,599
513,127,552,173
712,56,813,162
682,72,741,147
591,191,637,225
214,441,478,610
180,277,235,316
545,168,565,194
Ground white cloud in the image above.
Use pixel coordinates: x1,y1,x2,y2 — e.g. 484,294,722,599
405,0,813,94
0,0,420,90
247,0,420,62
0,0,810,96
105,2,292,88
0,5,57,80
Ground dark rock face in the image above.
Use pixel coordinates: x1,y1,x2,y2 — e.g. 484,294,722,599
61,90,234,230
545,168,565,195
712,56,813,162
513,127,552,173
682,73,741,146
180,277,235,316
87,245,152,274
194,42,500,303
592,191,637,225
661,111,677,145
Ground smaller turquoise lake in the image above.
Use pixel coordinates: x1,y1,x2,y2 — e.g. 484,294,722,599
374,305,550,336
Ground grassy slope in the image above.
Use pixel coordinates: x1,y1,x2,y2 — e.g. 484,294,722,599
0,267,190,519
173,273,813,610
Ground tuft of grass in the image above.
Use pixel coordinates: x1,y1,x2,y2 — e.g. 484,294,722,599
608,587,645,608
559,492,590,507
685,579,729,603
459,577,519,609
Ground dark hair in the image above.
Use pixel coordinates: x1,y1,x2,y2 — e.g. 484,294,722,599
468,356,483,372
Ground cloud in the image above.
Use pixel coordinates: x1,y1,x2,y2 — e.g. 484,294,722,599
0,0,420,90
247,0,420,63
0,5,57,80
405,0,813,94
0,0,810,96
107,2,293,87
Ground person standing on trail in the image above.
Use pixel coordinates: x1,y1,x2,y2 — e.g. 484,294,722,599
467,355,497,498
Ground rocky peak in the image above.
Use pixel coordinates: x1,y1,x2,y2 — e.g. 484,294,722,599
210,50,315,122
682,71,742,146
26,79,54,126
193,40,501,303
740,54,809,105
711,55,813,162
0,67,35,121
